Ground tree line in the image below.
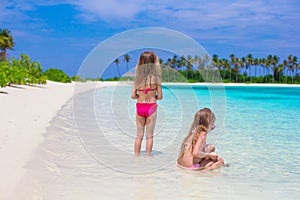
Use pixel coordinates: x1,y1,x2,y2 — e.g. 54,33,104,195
113,53,299,84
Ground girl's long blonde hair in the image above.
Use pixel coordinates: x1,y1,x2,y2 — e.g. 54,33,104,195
178,108,216,159
134,51,162,88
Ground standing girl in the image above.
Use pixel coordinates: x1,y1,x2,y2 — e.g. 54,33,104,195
131,51,163,155
177,108,224,170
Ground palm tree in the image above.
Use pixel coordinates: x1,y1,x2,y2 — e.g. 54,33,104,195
222,59,230,82
179,55,186,72
297,62,300,83
254,58,259,78
246,54,253,82
277,64,284,83
0,29,15,59
197,56,205,81
186,55,193,79
203,54,211,82
271,55,280,83
194,55,200,69
293,56,298,81
233,57,240,83
212,54,223,81
114,58,121,77
167,58,172,68
266,55,273,83
287,55,298,83
170,55,179,81
240,57,246,82
158,58,162,64
212,54,220,69
123,54,131,72
171,55,178,70
229,54,236,82
282,59,288,83
259,58,266,79
164,59,171,82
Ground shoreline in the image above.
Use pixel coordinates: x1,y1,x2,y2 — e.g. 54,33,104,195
88,80,300,87
3,80,296,88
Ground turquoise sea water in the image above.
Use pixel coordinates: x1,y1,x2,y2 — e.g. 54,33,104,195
16,84,300,200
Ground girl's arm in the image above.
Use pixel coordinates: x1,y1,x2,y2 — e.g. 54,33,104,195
193,133,218,160
131,86,139,99
156,84,163,100
192,133,206,158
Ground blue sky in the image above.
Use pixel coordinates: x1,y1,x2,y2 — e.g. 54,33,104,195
1,0,300,77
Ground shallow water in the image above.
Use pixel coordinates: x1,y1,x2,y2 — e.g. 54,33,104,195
15,84,300,200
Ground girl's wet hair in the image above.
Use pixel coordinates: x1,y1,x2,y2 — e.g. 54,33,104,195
177,108,216,160
189,108,216,134
134,51,162,88
137,51,159,65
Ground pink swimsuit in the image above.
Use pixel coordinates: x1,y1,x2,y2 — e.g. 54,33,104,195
137,87,157,94
136,103,158,117
136,87,158,117
176,162,204,171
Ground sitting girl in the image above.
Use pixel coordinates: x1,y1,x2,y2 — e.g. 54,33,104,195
177,108,224,170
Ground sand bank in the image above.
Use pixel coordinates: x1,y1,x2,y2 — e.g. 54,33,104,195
0,81,75,199
0,80,127,200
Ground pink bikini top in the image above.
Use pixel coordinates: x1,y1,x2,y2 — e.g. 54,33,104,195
137,87,157,94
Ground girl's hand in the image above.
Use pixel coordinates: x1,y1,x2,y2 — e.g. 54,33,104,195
208,152,218,161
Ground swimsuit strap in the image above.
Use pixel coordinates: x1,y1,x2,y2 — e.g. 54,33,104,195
137,87,157,94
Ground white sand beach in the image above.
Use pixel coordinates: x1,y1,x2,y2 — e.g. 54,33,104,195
0,80,126,200
0,81,75,200
0,81,299,200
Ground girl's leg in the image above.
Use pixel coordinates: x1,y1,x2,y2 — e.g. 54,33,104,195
208,157,224,170
134,115,146,155
199,157,225,170
145,112,157,155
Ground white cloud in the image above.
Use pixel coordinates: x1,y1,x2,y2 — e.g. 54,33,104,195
72,0,147,22
1,0,300,58
3,0,300,31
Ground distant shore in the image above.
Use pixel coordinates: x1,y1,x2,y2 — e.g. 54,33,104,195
90,80,300,87
162,82,300,87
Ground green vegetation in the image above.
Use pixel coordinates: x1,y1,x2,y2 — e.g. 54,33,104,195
112,53,300,84
0,54,47,87
71,75,85,82
158,53,300,84
105,77,120,81
43,68,71,83
70,75,103,82
0,28,72,88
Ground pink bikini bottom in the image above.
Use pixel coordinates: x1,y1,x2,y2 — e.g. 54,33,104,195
136,103,158,118
176,162,205,171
